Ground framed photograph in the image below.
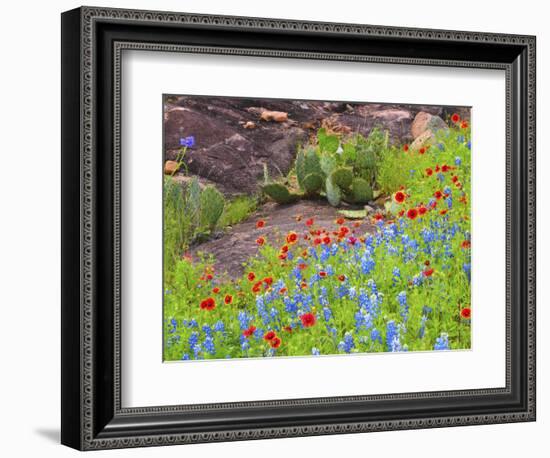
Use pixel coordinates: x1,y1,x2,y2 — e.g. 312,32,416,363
61,6,536,450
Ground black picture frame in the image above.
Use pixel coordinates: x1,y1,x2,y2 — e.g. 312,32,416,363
61,6,536,451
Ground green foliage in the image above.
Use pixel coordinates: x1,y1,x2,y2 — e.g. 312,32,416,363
200,186,225,230
164,177,191,278
262,183,300,204
164,178,254,284
325,176,342,207
302,173,324,194
317,127,340,154
295,149,306,189
293,147,325,194
303,147,323,178
187,176,201,224
320,154,337,176
341,142,356,163
219,195,258,227
346,177,373,204
330,167,353,189
376,146,417,195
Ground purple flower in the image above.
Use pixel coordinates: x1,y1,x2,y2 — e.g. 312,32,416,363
179,136,195,148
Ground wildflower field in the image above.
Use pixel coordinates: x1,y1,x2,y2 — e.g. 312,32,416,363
163,104,472,361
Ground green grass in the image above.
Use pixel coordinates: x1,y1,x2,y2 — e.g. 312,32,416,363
219,195,258,227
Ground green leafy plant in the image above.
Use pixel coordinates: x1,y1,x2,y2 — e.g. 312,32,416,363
163,177,228,279
200,186,225,230
219,195,258,227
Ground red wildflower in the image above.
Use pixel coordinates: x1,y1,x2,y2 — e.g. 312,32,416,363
418,205,428,216
319,271,327,278
256,237,265,246
313,237,322,246
199,297,216,311
442,164,450,173
279,287,288,295
426,167,434,176
270,337,282,349
461,240,471,249
451,113,461,123
423,268,434,277
338,274,346,282
398,210,405,217
283,326,293,333
263,277,273,286
252,282,262,293
286,231,298,244
424,260,431,266
256,220,265,229
205,274,213,281
247,272,256,282
348,236,358,245
407,208,418,220
263,330,276,341
419,147,426,155
300,313,317,328
280,245,289,253
339,226,350,235
394,191,406,203
434,190,443,200
374,213,384,221
435,165,441,172
460,307,471,319
278,253,287,260
298,263,308,270
242,325,256,338
440,209,448,215
403,144,409,152
323,236,331,245
452,175,458,183
224,294,233,305
305,218,314,227
300,282,308,289
336,217,345,225
461,120,469,129
212,287,220,294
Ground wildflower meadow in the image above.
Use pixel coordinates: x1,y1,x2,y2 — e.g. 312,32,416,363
163,100,472,361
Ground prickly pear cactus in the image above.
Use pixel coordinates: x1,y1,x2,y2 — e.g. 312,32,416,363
302,173,323,194
325,176,342,207
200,185,225,230
295,149,306,189
320,154,337,176
330,167,353,189
303,148,323,177
262,183,299,204
347,177,373,204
